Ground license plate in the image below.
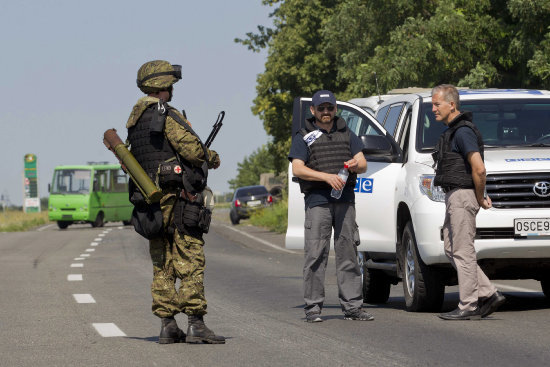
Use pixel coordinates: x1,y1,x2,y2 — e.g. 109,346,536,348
514,218,550,236
247,200,261,207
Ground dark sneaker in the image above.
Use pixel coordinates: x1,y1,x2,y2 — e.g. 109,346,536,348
438,307,481,320
305,312,322,323
479,291,506,318
343,309,374,321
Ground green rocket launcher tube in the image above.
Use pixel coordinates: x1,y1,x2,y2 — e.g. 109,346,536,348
103,129,163,204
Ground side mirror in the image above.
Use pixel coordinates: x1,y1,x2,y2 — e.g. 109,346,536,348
48,183,51,193
360,135,400,163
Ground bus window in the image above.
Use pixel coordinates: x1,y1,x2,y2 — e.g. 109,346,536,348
52,169,91,194
112,169,128,193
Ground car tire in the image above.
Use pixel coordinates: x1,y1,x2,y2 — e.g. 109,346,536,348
122,220,131,226
401,221,444,312
540,278,550,298
91,212,104,228
230,210,240,225
57,221,70,229
359,252,391,304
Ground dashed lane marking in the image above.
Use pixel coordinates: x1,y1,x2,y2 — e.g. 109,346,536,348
92,323,126,337
68,274,83,281
98,234,105,237
71,263,84,268
85,249,95,252
80,254,90,257
90,242,99,246
74,257,84,261
222,224,296,254
94,238,102,241
73,294,96,303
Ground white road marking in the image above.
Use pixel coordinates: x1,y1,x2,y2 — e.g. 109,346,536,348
94,238,102,241
71,263,84,268
80,254,90,257
222,224,296,254
73,294,96,303
67,274,83,281
92,323,126,337
90,242,99,246
493,282,542,293
85,249,95,252
117,226,123,229
74,257,84,261
37,224,55,231
98,233,105,237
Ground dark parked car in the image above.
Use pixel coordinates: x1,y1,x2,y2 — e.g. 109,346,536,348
230,185,273,225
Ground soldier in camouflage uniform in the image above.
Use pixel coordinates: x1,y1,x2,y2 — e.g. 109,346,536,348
126,60,224,344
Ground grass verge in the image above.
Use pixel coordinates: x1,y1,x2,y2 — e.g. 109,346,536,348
0,211,51,232
249,199,288,233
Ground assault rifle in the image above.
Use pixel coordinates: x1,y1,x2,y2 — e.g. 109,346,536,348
204,111,225,148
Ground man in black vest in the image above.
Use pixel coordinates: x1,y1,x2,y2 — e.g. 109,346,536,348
127,60,225,343
432,84,505,320
289,90,372,322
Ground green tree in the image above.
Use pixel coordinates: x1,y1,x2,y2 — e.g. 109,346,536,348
228,144,278,190
236,0,341,172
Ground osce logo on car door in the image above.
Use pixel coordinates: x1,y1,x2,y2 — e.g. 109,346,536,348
354,178,373,193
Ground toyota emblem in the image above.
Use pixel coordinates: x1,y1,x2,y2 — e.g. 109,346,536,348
533,181,550,197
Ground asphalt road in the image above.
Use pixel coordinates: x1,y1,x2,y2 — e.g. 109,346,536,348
1,211,550,367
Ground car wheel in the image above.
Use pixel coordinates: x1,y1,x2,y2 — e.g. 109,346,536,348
401,221,444,312
91,212,104,228
540,278,550,298
57,221,70,229
122,220,131,226
358,252,391,304
230,210,240,225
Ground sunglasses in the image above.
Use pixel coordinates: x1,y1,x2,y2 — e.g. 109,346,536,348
316,105,335,112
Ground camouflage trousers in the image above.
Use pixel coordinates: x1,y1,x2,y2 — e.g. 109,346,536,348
149,193,207,318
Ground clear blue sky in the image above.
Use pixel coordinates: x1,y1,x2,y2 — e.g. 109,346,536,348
0,0,272,206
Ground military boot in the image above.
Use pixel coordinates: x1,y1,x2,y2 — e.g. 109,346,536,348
186,315,225,344
159,317,186,344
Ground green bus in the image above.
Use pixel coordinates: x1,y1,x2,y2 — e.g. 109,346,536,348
48,163,133,229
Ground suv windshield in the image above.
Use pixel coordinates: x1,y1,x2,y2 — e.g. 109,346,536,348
52,169,91,194
417,99,550,151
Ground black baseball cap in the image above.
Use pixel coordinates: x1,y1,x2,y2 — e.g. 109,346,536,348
312,90,336,106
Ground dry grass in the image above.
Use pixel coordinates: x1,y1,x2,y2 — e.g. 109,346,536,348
0,210,50,232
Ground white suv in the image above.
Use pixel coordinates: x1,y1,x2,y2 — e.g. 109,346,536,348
286,90,550,312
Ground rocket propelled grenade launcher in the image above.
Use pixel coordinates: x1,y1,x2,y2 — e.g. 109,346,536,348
103,129,163,204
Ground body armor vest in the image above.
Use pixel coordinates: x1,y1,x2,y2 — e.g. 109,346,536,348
298,117,357,193
127,104,175,181
433,112,484,190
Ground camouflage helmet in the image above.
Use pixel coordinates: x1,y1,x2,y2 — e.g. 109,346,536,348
136,60,182,94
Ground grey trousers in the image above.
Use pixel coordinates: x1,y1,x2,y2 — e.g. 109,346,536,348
443,188,496,311
303,203,363,315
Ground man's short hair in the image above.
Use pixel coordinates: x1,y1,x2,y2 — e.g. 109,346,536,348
432,84,460,109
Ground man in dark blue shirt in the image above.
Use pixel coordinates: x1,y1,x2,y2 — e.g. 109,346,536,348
432,84,505,321
288,90,372,323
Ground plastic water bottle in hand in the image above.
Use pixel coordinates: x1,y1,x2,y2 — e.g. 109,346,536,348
331,164,349,199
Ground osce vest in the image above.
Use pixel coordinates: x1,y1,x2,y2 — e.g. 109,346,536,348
298,117,357,193
433,112,484,190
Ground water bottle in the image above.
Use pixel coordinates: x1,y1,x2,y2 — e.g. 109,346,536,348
331,164,349,199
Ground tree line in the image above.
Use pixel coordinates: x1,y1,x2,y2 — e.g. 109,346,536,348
229,0,550,188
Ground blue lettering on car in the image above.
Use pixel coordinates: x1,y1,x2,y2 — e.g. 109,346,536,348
354,178,373,193
505,158,550,162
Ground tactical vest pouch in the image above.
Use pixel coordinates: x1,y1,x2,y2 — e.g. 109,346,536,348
173,198,211,237
131,202,164,239
157,161,183,188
